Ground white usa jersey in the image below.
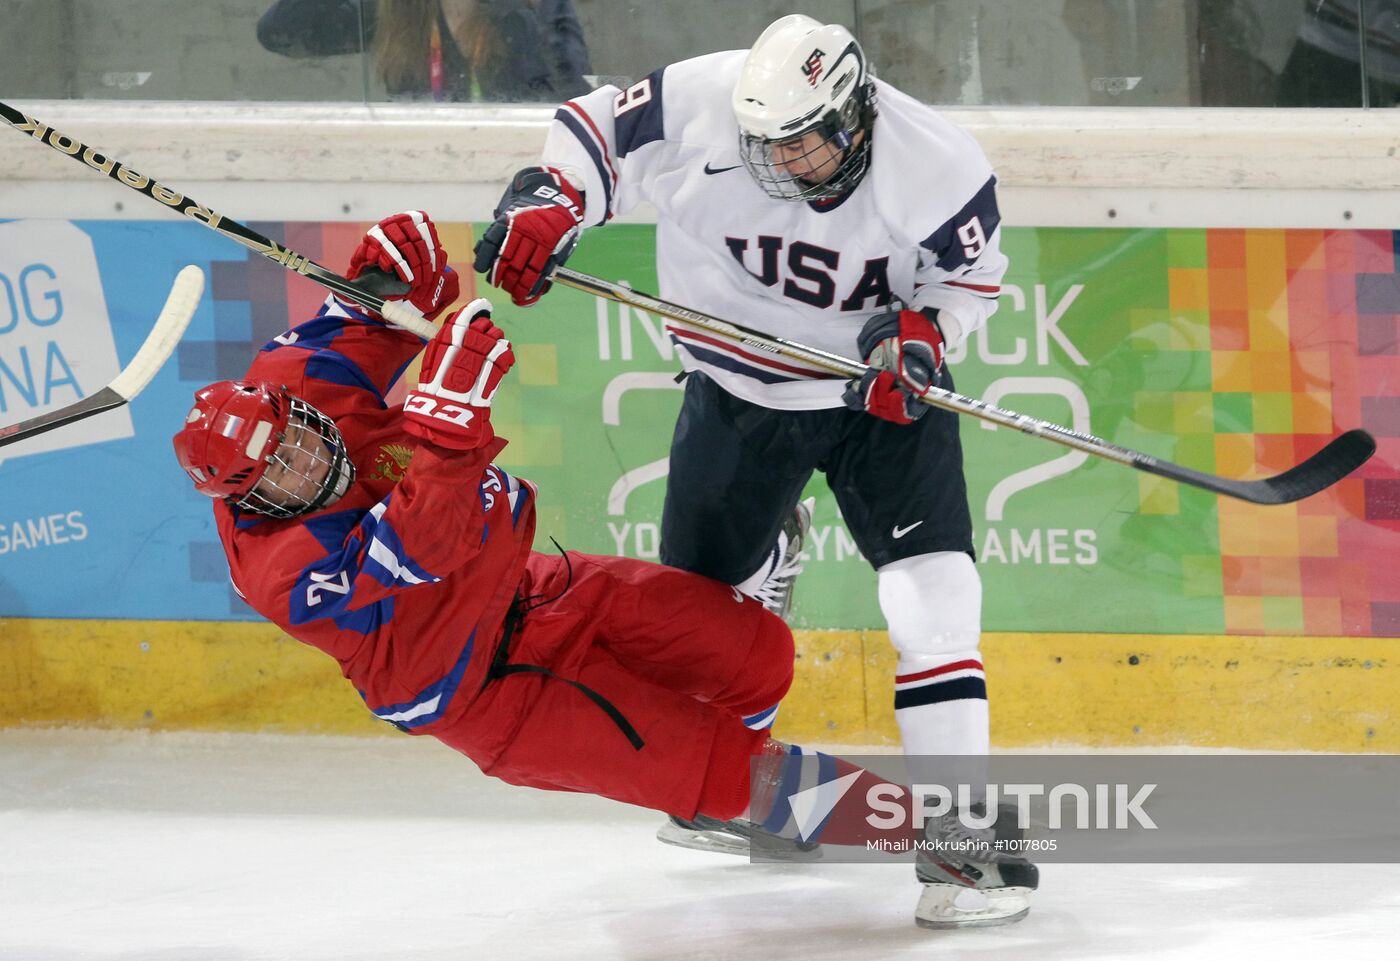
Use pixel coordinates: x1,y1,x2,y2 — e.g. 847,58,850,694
542,49,1007,410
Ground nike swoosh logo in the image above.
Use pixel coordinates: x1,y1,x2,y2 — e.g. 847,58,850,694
892,521,924,539
704,162,743,175
731,586,746,603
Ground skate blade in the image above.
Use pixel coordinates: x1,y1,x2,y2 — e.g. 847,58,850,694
655,820,752,856
654,821,824,861
914,883,1033,929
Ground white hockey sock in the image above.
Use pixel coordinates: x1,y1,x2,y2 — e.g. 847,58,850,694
894,652,990,756
896,652,990,808
879,552,991,759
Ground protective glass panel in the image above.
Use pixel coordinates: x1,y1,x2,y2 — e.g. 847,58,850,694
0,0,1383,107
0,0,371,102
860,0,1373,107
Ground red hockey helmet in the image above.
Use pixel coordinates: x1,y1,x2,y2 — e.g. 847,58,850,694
172,380,355,518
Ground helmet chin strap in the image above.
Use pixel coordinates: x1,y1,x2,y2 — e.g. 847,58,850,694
301,446,356,516
799,126,863,191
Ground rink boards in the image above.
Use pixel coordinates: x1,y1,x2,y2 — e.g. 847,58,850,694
2,618,1394,751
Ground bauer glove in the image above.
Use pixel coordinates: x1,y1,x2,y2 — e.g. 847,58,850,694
843,369,929,425
857,308,946,394
473,166,584,307
842,308,945,425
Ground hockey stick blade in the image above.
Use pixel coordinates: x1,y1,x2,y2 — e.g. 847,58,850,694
550,267,1377,505
0,265,204,449
1134,429,1376,505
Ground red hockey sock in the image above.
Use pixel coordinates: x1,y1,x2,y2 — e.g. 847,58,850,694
751,745,920,848
698,732,919,849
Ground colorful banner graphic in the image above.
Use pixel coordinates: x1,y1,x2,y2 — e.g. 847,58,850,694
0,220,1394,634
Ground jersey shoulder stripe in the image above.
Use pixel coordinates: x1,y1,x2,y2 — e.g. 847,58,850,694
613,67,666,157
556,101,617,214
357,500,441,588
301,506,365,553
305,351,379,396
256,304,391,404
869,84,997,247
917,174,1002,271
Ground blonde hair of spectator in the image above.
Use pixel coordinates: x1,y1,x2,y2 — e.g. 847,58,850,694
373,0,527,94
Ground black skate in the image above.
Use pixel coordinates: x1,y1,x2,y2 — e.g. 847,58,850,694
914,802,1039,928
656,813,823,861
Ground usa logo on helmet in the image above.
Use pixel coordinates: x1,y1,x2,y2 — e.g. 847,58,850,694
801,47,825,85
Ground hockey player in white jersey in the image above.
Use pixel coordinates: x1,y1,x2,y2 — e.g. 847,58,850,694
474,14,1037,928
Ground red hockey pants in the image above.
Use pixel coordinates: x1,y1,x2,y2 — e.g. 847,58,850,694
434,551,794,819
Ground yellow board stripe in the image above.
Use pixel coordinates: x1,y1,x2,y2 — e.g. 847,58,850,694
0,619,378,734
784,630,1396,752
2,619,1393,751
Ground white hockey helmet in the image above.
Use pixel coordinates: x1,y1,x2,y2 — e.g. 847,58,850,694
732,14,877,202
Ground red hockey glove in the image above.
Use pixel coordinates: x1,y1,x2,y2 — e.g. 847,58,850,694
842,368,929,425
403,298,515,450
347,210,460,323
855,308,946,396
472,166,584,307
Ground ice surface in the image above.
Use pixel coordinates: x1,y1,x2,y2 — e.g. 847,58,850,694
3,729,1398,961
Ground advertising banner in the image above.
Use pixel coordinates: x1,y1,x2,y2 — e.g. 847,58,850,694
0,220,1394,634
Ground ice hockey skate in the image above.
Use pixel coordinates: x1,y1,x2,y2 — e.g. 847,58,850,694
748,496,815,621
914,803,1039,929
656,812,823,861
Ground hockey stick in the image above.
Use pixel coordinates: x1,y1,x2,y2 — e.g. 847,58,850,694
551,267,1376,505
0,99,435,340
0,265,204,449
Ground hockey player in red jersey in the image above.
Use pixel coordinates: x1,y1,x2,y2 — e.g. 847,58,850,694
172,212,1031,928
172,209,789,816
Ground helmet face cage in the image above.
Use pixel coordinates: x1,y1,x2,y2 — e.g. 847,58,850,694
736,36,878,203
235,397,355,519
738,78,875,202
174,381,355,520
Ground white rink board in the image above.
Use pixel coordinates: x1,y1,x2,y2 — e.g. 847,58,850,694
3,729,1398,961
2,102,1398,228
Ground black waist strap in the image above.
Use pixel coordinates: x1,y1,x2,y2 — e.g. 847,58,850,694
482,599,645,751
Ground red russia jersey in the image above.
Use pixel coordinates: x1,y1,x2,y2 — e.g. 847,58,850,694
214,297,537,730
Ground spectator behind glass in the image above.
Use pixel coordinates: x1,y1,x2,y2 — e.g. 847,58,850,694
1277,0,1400,105
257,0,592,102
